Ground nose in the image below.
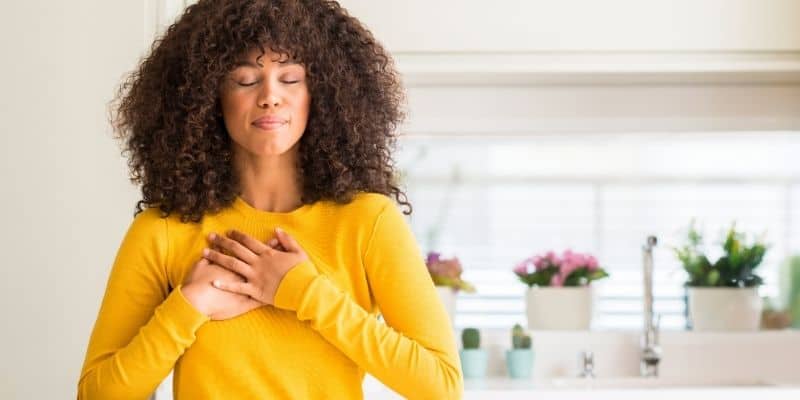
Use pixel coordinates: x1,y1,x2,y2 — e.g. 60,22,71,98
257,84,281,108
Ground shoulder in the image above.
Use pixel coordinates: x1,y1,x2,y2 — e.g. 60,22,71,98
345,192,395,213
322,191,402,231
331,191,403,223
128,207,169,235
125,207,186,243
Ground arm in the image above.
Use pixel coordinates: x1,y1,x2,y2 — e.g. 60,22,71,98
273,199,463,399
77,209,209,399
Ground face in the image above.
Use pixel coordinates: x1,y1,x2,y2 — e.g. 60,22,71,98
219,48,310,160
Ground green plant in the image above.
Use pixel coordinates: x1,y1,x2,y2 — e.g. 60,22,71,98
511,324,531,349
674,220,768,287
462,328,480,349
780,255,800,328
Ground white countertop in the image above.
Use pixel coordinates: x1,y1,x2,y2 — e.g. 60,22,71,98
364,376,800,399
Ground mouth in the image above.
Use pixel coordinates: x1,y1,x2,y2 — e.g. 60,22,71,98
252,120,288,131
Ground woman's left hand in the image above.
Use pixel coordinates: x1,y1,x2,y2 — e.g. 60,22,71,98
203,227,309,306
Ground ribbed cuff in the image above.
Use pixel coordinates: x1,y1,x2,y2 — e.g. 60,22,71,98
163,284,211,331
273,260,319,311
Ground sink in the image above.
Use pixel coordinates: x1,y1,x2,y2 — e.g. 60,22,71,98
549,377,777,389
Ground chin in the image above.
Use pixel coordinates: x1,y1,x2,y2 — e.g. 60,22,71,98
233,132,301,158
254,147,290,156
256,141,299,157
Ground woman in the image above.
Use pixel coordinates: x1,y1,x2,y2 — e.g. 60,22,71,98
77,0,462,398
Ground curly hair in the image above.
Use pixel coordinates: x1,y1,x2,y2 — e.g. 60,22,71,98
110,0,411,223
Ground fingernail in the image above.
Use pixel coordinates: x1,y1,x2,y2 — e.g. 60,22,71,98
203,248,210,256
213,280,221,288
208,232,216,240
275,227,283,234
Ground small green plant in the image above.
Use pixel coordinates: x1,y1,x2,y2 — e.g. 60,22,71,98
674,220,768,287
462,328,480,350
511,324,531,349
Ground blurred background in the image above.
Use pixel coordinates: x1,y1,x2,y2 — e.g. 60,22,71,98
1,0,799,398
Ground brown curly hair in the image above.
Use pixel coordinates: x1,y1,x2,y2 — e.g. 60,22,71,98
111,0,411,223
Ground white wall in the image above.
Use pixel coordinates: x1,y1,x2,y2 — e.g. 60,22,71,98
339,0,800,52
336,0,800,134
0,1,147,398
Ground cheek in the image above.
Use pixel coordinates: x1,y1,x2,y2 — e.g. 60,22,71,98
297,93,311,119
221,93,245,115
220,93,252,130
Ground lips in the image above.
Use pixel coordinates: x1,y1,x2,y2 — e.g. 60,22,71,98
252,115,288,130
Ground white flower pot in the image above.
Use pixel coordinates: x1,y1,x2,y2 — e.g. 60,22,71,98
436,286,456,327
688,287,762,331
525,286,594,330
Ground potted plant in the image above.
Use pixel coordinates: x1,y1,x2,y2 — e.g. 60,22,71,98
674,221,768,331
780,255,800,329
505,324,534,379
459,327,488,379
426,252,476,326
513,249,609,330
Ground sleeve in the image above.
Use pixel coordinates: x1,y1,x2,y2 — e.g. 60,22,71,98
273,199,463,400
77,209,210,400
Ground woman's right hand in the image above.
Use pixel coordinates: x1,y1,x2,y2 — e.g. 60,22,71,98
180,257,263,320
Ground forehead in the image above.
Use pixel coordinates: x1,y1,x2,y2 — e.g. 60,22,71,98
233,47,300,68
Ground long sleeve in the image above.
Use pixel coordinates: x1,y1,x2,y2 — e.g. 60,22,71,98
78,209,209,399
273,200,463,399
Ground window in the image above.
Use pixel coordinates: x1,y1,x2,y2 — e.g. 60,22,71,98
397,131,799,330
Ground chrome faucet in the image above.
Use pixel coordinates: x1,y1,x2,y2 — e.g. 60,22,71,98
578,351,595,378
641,235,661,377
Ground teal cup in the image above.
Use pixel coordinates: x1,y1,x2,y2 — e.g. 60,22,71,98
505,349,534,379
459,349,488,379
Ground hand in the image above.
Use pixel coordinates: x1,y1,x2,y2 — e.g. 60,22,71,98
202,227,309,306
180,257,263,320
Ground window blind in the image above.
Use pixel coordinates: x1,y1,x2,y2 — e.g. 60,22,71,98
397,132,798,330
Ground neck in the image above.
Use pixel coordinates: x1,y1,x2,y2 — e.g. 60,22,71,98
233,148,303,213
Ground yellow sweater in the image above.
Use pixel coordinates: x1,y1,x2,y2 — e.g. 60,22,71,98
78,193,462,399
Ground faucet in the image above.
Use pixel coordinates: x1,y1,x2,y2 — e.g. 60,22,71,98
578,350,595,379
641,235,661,377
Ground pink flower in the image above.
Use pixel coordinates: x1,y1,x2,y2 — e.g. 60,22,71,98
428,257,462,279
557,255,581,283
586,255,599,271
516,249,605,287
513,261,530,275
426,252,441,266
532,256,546,271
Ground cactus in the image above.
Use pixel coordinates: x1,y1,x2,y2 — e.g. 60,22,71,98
462,328,480,349
511,323,532,349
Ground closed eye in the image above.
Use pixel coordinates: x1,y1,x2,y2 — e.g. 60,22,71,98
237,80,299,86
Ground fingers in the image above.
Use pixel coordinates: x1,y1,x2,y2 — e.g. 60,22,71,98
209,232,258,264
274,227,300,253
226,229,271,255
203,247,253,279
267,237,286,251
212,279,259,299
